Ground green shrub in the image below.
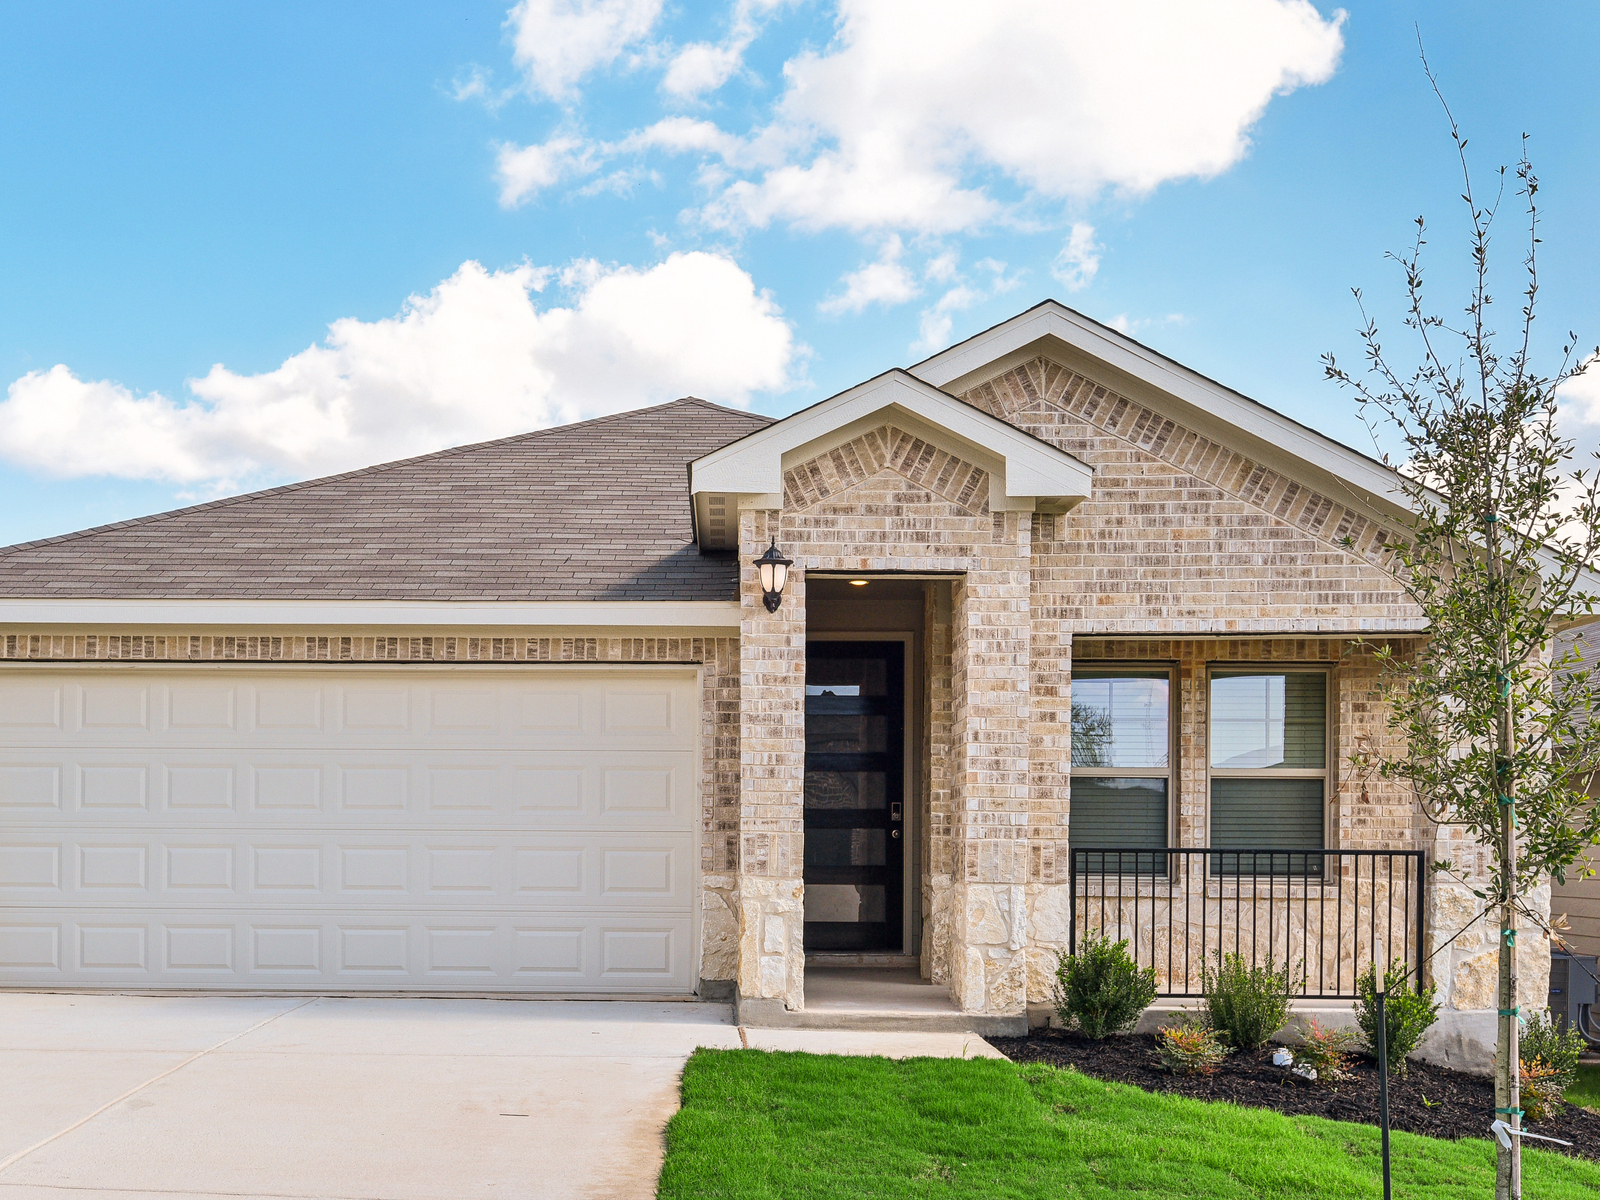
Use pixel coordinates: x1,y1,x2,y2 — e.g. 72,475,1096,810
1051,935,1157,1039
1295,1018,1360,1084
1157,1018,1229,1075
1522,1059,1567,1123
1353,961,1440,1080
1201,952,1296,1050
1520,1009,1587,1096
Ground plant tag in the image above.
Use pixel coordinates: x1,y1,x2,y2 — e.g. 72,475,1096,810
1490,1120,1572,1150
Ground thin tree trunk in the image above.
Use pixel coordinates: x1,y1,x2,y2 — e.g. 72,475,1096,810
1493,526,1521,1200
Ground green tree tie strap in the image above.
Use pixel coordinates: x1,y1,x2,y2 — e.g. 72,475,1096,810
1502,928,1517,947
1499,1007,1520,1016
1496,1107,1524,1117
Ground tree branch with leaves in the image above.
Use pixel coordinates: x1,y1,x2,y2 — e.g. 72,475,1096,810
1321,58,1600,1200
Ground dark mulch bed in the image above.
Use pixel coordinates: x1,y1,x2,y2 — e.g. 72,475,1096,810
990,1030,1600,1163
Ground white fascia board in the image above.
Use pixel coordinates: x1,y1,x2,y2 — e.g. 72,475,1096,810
690,369,1092,501
0,598,743,629
910,302,1408,510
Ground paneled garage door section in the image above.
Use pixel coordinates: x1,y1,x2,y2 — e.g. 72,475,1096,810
0,666,699,993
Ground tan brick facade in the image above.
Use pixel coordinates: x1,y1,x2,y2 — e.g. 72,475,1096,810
2,349,1533,1050
967,359,1416,634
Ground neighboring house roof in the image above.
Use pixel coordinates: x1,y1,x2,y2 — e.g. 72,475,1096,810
0,398,772,602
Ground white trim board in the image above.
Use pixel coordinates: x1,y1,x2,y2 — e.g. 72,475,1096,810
0,598,743,630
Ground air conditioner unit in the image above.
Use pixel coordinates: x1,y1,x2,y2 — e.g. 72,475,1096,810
1548,951,1600,1048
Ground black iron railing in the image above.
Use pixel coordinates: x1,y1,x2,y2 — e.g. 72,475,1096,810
1067,848,1427,999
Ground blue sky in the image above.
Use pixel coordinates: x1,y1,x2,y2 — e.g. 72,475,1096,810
1,1,1596,547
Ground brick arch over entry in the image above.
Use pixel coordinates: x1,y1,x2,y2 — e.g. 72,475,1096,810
783,426,990,516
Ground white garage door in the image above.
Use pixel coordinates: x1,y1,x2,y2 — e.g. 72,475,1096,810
0,665,700,993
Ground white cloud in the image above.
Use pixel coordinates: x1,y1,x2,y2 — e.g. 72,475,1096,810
913,285,983,355
975,257,1026,294
1051,222,1101,292
620,117,743,157
0,254,797,489
818,237,920,315
1106,312,1189,336
1558,361,1600,483
659,0,798,101
695,0,1344,234
923,250,960,284
496,135,599,206
500,118,752,207
451,68,493,103
1560,361,1600,427
662,41,745,99
507,0,664,101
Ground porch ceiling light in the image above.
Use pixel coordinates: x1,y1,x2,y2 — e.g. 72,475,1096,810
754,538,793,613
849,579,868,586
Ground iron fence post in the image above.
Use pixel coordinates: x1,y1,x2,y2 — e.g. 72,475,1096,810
1067,848,1077,958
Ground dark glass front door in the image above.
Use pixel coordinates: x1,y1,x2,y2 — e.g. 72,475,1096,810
804,640,904,952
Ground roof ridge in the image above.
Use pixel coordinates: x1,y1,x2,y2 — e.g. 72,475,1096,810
0,397,773,558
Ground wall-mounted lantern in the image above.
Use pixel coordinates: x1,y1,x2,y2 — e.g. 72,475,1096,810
754,538,793,613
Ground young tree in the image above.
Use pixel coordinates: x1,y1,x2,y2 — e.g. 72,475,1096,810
1322,69,1600,1200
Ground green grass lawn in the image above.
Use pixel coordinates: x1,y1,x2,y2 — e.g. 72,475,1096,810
1570,1063,1600,1111
659,1049,1600,1199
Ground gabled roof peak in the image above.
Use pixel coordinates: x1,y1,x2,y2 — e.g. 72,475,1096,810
687,367,1093,549
911,299,1408,519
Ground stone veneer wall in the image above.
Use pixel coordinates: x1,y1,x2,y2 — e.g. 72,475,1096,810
0,629,747,989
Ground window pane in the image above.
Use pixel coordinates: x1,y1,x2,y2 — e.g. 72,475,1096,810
1071,673,1169,768
804,771,887,810
1070,778,1167,872
807,659,888,696
1210,672,1326,768
805,884,887,923
804,828,888,867
805,714,888,754
1209,777,1324,849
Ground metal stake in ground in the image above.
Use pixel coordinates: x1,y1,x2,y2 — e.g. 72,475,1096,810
1377,987,1391,1200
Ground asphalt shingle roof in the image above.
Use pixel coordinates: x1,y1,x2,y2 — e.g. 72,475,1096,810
0,399,773,602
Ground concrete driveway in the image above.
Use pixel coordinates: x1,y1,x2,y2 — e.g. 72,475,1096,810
0,993,998,1200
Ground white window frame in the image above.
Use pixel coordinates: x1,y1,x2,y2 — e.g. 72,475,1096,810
1069,664,1179,855
1205,664,1334,851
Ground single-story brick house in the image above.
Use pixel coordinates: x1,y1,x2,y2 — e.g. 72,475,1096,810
0,302,1544,1064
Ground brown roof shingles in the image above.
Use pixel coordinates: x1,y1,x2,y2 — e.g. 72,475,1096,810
0,399,772,602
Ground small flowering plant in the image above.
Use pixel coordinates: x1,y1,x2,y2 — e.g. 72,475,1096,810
1294,1018,1360,1085
1156,1019,1228,1076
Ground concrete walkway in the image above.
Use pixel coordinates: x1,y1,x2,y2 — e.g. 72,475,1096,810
0,993,998,1200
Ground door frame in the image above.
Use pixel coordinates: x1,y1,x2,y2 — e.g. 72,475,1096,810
804,632,915,954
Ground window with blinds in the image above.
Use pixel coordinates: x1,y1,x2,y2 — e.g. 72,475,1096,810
1208,669,1328,872
1070,669,1172,872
